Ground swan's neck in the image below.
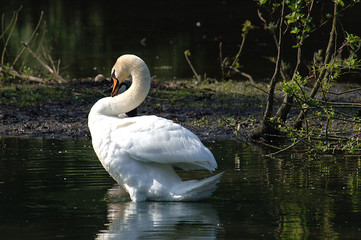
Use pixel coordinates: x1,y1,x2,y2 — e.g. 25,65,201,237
91,55,151,117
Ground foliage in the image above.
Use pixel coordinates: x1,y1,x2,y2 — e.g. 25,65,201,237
251,0,361,155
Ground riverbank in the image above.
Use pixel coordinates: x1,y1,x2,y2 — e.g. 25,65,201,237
0,78,265,140
1,77,360,144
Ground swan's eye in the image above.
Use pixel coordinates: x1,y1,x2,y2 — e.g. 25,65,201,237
111,69,117,79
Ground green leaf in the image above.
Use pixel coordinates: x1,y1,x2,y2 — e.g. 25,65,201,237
290,27,300,34
333,0,345,6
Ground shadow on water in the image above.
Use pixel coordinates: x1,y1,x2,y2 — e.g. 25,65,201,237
0,138,361,239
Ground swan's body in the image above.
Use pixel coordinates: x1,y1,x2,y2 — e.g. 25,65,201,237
88,54,222,201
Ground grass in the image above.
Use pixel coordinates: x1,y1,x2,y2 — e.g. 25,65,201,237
0,84,69,107
0,79,105,108
149,79,268,110
0,78,268,140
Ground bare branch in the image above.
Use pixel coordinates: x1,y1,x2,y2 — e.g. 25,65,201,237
21,42,66,83
13,11,44,66
219,42,225,80
0,64,43,83
184,50,201,82
1,8,20,65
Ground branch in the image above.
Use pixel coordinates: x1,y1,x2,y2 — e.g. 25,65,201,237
13,11,44,66
328,87,361,95
1,7,21,65
21,41,66,83
0,64,43,83
219,42,225,80
184,50,201,82
265,126,316,157
275,0,315,122
320,101,361,108
230,33,246,68
293,1,338,129
263,0,285,121
227,66,255,83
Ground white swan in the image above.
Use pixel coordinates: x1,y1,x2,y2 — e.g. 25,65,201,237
88,54,222,202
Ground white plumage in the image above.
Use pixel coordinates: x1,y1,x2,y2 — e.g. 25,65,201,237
88,54,222,201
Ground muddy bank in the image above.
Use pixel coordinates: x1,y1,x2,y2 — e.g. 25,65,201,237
0,78,258,140
2,78,359,142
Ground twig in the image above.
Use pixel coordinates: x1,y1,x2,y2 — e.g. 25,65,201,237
219,42,225,80
22,42,52,73
13,11,43,66
265,127,315,157
294,1,338,129
328,87,361,96
184,50,201,82
274,0,314,123
263,0,285,121
0,64,43,83
57,59,61,75
230,34,246,69
1,7,21,65
251,138,283,150
21,41,66,83
319,100,361,108
229,67,255,83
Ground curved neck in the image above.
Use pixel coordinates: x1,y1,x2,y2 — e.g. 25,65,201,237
91,55,151,117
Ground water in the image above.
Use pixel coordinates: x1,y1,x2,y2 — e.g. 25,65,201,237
0,138,360,239
1,1,361,80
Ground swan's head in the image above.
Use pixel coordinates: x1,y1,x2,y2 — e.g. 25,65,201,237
106,54,150,99
106,69,132,97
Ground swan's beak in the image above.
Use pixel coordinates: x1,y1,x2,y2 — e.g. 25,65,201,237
110,75,120,97
104,69,121,97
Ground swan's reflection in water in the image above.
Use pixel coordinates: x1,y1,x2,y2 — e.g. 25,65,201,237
96,185,222,240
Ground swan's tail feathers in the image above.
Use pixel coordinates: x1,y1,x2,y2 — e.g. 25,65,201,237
173,172,223,201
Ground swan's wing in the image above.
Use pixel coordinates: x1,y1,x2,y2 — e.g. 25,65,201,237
110,116,217,171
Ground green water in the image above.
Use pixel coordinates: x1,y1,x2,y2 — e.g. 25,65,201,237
0,138,360,239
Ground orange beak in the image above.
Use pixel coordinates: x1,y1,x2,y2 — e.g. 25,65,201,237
110,69,120,97
111,76,120,97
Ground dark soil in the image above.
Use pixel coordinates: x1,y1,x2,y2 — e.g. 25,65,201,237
0,78,256,140
2,78,360,143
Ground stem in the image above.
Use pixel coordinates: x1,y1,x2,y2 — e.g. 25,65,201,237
1,10,19,65
21,42,66,83
230,34,247,69
0,64,43,83
265,127,315,157
219,42,225,80
263,0,285,122
22,42,54,74
184,51,201,82
275,0,314,122
13,11,44,66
